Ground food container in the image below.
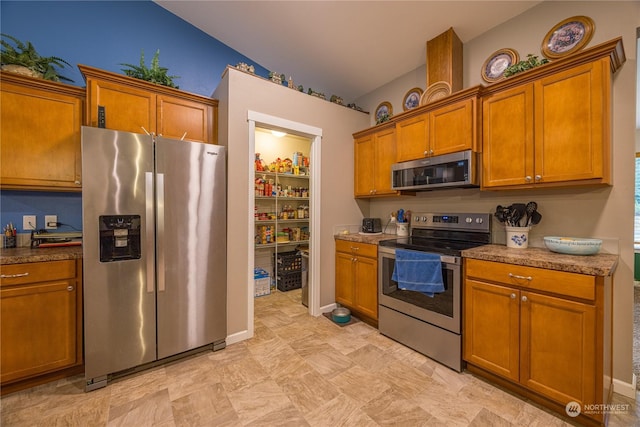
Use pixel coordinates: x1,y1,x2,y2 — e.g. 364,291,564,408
331,307,351,323
543,236,602,255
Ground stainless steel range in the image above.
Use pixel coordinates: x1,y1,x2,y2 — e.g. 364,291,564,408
378,212,491,372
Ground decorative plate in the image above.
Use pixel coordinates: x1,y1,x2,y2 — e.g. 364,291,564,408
481,48,519,83
420,81,451,105
402,87,423,111
541,16,595,59
375,101,392,123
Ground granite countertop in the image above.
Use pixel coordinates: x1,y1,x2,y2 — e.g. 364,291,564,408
334,233,398,245
462,244,618,277
0,246,83,265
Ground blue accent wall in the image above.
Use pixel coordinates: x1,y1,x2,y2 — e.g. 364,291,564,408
1,0,268,236
0,0,268,96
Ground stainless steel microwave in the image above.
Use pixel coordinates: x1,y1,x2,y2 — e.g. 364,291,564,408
391,150,479,191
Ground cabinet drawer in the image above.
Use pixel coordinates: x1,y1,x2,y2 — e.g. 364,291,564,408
0,260,76,287
465,259,595,301
335,240,378,258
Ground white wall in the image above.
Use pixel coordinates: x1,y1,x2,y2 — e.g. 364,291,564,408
355,1,638,391
214,68,370,339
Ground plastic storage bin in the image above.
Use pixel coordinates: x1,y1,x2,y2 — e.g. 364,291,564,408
274,251,302,273
277,270,302,292
254,267,271,297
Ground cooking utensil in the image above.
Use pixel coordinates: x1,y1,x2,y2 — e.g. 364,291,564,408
529,210,542,226
510,203,527,227
525,201,538,226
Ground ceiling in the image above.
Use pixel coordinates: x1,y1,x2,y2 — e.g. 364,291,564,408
155,1,542,101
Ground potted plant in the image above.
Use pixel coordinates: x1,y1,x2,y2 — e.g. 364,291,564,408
120,49,179,89
0,33,73,82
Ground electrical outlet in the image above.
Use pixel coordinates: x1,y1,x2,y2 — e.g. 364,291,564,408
45,215,58,229
23,215,36,231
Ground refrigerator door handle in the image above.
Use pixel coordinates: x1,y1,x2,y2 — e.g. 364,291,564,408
157,173,166,292
145,172,155,293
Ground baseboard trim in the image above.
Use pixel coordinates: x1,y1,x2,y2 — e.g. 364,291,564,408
226,329,251,346
613,373,637,399
320,302,337,314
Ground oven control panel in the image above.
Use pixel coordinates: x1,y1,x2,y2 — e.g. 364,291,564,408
411,212,491,232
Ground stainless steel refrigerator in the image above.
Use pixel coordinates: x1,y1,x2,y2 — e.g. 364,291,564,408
81,126,226,391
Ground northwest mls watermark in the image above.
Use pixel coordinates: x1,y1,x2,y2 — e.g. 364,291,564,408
565,401,631,417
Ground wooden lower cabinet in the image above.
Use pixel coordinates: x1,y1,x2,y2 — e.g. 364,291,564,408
335,240,378,325
0,259,83,394
464,258,611,426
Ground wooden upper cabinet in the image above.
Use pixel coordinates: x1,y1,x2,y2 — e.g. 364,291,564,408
533,61,606,183
354,125,397,198
0,72,84,191
354,133,375,197
430,97,475,156
373,127,397,195
395,87,479,163
157,94,214,143
84,75,155,134
482,84,535,188
79,65,218,144
396,113,428,162
481,38,624,190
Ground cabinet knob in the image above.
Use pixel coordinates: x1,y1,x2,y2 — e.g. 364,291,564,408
369,189,374,194
67,285,74,292
521,295,528,302
525,176,532,182
510,293,517,299
535,175,542,181
74,180,81,185
424,150,428,156
430,149,434,155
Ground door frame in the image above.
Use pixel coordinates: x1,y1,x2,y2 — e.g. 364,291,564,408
247,111,322,335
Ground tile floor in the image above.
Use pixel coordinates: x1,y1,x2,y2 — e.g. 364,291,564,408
2,288,639,426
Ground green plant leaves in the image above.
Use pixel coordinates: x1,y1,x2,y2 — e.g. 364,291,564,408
0,33,73,82
503,54,549,78
120,49,179,89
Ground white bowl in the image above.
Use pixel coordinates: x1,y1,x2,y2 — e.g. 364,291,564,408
543,236,602,255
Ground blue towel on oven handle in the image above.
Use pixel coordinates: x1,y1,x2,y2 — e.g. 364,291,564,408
391,249,444,297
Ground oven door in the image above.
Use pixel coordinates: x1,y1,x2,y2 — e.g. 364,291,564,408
378,246,461,333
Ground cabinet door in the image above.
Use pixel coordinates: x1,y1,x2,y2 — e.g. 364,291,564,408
354,134,375,197
395,113,428,162
0,78,83,190
335,251,355,307
463,279,520,381
354,256,378,320
520,291,596,406
1,280,77,383
85,78,156,134
482,84,534,188
157,94,214,144
429,98,475,156
534,60,607,184
373,127,396,195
